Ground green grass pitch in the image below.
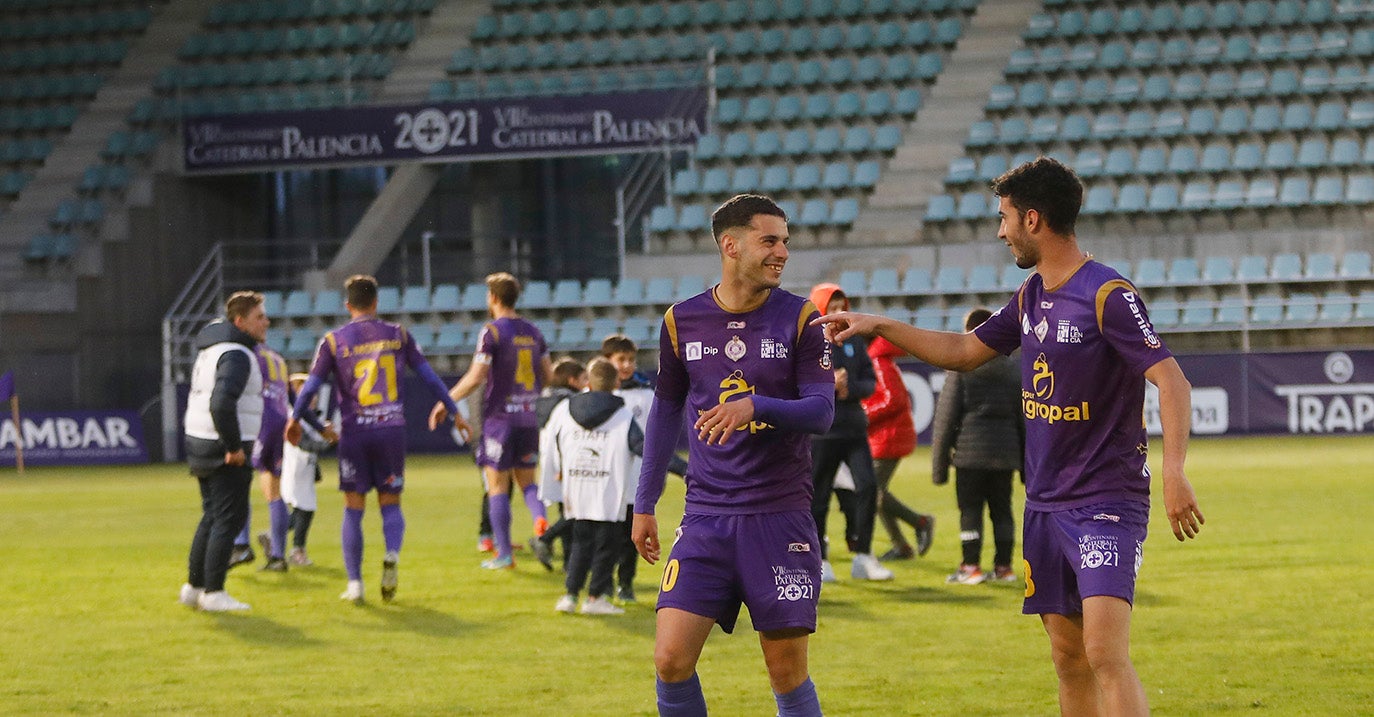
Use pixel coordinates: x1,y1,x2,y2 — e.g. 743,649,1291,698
1,434,1370,715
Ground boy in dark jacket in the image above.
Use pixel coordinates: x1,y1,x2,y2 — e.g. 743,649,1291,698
931,308,1025,585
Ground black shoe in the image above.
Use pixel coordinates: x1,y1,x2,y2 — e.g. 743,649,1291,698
228,546,255,569
879,546,914,561
616,587,636,604
260,558,288,572
915,515,935,557
528,537,554,572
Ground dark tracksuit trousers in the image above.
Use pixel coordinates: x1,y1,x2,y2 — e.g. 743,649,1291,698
565,519,622,599
188,459,254,592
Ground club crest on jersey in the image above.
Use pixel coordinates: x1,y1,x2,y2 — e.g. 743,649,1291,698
727,320,746,329
1034,317,1049,342
725,335,747,361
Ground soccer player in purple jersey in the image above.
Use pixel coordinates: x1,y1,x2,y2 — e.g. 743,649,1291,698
632,195,835,717
251,342,294,572
286,275,459,604
816,158,1204,716
429,272,554,570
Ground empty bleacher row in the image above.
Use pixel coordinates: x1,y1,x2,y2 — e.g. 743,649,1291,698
440,0,979,252
21,0,431,267
258,247,1374,367
929,0,1374,227
1,1,159,263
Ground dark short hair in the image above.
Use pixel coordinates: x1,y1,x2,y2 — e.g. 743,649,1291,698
344,275,378,309
990,157,1082,235
550,357,585,389
710,194,787,244
486,272,520,308
964,307,994,332
586,357,619,392
225,291,263,321
600,334,637,357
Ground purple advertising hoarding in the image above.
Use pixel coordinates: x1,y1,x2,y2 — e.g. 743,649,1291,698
0,410,148,466
182,86,710,174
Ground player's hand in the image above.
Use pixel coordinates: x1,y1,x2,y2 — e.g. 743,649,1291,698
452,415,472,444
632,513,660,564
427,402,449,431
1163,470,1205,541
694,396,755,445
284,418,302,447
322,423,338,444
811,310,886,344
224,449,246,466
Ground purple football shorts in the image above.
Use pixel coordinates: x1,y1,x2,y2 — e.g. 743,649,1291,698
655,510,821,634
476,419,539,471
251,420,285,476
336,425,407,495
1022,501,1150,616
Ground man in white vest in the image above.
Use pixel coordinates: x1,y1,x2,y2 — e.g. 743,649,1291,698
179,291,268,612
540,358,685,616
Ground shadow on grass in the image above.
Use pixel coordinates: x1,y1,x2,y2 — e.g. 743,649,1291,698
208,613,326,647
359,601,479,638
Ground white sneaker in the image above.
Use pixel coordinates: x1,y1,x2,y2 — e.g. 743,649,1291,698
340,580,365,604
288,548,313,567
851,553,895,581
554,594,577,613
820,560,838,583
580,596,625,615
197,590,250,612
178,583,204,608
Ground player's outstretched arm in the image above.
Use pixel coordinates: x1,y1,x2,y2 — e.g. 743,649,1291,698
429,360,490,430
632,513,660,564
1146,357,1205,541
813,311,998,372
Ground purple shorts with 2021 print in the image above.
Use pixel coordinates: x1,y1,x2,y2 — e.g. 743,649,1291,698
655,510,822,634
1022,501,1150,616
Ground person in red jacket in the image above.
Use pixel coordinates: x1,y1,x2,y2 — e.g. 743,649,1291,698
862,336,935,560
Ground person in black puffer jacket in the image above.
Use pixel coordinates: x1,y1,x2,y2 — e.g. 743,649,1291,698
931,307,1026,586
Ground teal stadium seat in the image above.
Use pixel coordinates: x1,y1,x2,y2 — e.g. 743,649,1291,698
1203,256,1235,283
1339,251,1372,279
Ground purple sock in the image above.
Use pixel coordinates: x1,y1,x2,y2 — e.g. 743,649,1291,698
342,507,364,581
521,483,547,522
268,499,289,559
489,493,512,559
775,677,821,717
380,504,405,556
656,674,707,717
235,508,251,547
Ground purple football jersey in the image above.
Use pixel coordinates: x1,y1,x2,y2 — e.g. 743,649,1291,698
474,317,548,429
307,317,430,431
974,260,1173,511
654,288,833,515
256,343,291,433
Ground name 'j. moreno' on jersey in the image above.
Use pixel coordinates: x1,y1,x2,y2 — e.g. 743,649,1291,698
308,317,428,431
654,287,833,515
974,259,1174,512
475,316,548,429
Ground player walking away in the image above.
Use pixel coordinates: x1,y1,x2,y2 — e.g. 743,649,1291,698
252,341,293,572
633,194,835,717
430,272,553,570
287,275,459,604
815,158,1204,717
180,291,269,612
862,335,936,562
